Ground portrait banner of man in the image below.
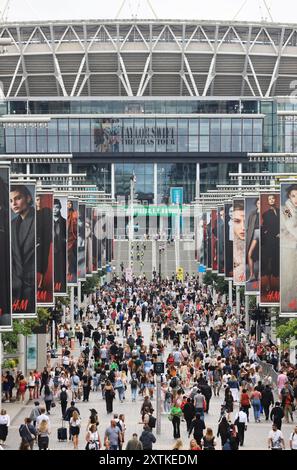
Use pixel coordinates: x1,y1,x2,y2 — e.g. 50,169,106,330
78,203,86,281
85,206,93,276
92,207,98,273
10,182,37,317
53,196,67,295
280,183,297,315
245,196,260,295
217,206,225,276
260,192,280,306
233,198,245,286
36,192,54,306
224,203,233,280
0,166,12,330
105,208,114,265
67,198,78,286
211,209,218,272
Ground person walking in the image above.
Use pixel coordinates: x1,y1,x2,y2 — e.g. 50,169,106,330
43,384,53,414
19,417,37,450
289,425,297,450
104,380,115,414
104,420,122,451
268,423,285,450
85,424,101,450
188,413,206,445
169,404,183,439
234,408,248,447
183,397,196,432
251,388,262,423
59,387,68,418
239,388,251,422
70,410,81,450
0,409,10,446
37,419,50,450
126,433,143,450
139,425,156,450
270,402,284,430
261,384,274,421
201,427,217,450
217,416,230,448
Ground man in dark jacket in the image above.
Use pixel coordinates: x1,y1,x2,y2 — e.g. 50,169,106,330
139,425,156,450
19,417,37,450
261,385,274,420
270,402,284,430
64,401,80,440
188,413,206,444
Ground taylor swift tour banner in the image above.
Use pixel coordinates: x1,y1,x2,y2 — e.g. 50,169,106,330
245,196,260,295
78,203,86,281
233,198,245,286
10,183,36,318
224,203,233,280
280,183,297,315
217,206,225,275
211,209,218,272
67,198,78,286
260,192,280,306
53,196,67,295
85,207,93,276
0,166,12,330
36,192,54,306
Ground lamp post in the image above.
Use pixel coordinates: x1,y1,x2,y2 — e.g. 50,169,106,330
159,243,165,281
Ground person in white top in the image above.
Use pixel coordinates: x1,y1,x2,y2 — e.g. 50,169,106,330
268,424,285,450
0,409,10,446
234,408,248,446
289,425,297,450
36,407,51,431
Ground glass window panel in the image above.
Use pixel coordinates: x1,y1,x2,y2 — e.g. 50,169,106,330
200,119,209,135
70,135,80,152
178,135,188,152
80,119,90,135
210,135,220,152
48,119,57,135
232,119,242,135
242,135,253,152
221,135,231,152
253,119,263,135
58,119,69,134
189,119,198,135
166,101,177,114
15,127,25,137
199,135,209,152
243,119,253,134
144,119,155,152
48,136,58,153
253,135,262,152
210,119,220,135
15,136,26,153
178,119,188,136
70,119,80,133
27,135,37,153
80,101,92,113
6,136,15,153
221,119,231,135
37,136,47,153
189,135,198,152
58,135,69,153
231,135,241,152
80,135,90,152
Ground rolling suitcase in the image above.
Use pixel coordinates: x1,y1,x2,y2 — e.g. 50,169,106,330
57,420,67,441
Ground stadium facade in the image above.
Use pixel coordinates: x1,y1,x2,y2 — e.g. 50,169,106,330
0,19,297,203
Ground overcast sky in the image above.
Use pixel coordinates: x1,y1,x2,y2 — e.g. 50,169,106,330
1,0,297,23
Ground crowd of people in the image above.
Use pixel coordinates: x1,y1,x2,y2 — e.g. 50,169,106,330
1,275,297,450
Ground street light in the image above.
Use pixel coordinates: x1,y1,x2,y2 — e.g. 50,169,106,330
159,243,165,280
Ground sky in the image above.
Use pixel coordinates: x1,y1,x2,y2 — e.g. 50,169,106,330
1,0,297,23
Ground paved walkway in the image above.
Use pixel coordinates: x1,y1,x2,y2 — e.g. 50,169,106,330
2,321,296,450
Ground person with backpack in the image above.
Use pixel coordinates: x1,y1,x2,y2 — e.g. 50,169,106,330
201,427,216,450
19,417,37,450
59,387,68,418
129,373,139,402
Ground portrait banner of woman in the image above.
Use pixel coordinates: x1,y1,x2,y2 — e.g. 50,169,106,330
217,206,225,276
233,198,245,286
85,206,93,276
211,209,218,272
206,211,212,270
77,203,86,281
260,192,280,305
10,183,36,317
92,208,98,273
67,198,78,285
0,166,12,330
245,196,260,294
53,196,67,295
224,203,233,280
36,192,54,306
280,183,297,315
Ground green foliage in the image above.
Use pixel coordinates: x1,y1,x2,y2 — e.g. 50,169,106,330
81,274,101,296
2,308,51,354
2,358,18,369
276,319,297,342
202,272,228,295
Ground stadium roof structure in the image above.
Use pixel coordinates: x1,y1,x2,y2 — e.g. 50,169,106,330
1,19,297,98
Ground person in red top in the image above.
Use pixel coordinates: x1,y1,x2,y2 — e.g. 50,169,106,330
240,388,251,421
189,439,202,451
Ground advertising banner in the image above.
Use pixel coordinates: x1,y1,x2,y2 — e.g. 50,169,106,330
206,211,212,270
0,166,12,330
92,208,98,273
53,196,67,295
211,209,218,272
260,192,280,305
36,192,54,306
224,203,233,279
67,198,78,286
85,207,93,276
217,206,225,275
245,196,260,294
78,203,86,280
280,183,297,315
11,183,36,317
233,198,245,286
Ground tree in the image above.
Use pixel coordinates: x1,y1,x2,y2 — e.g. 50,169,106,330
203,271,228,295
276,319,297,343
